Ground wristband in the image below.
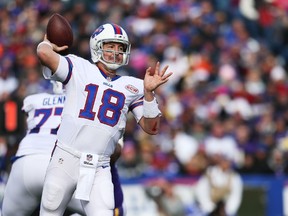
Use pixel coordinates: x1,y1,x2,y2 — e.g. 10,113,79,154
143,97,162,118
37,41,53,50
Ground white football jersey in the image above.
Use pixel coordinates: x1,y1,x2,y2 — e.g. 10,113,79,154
16,93,65,156
43,54,144,156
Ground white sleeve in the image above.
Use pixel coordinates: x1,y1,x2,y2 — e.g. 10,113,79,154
22,96,33,113
195,176,216,214
131,105,143,123
42,66,53,79
42,55,71,83
126,77,145,123
225,174,243,215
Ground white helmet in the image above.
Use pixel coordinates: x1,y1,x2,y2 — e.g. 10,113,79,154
90,23,131,70
51,81,64,94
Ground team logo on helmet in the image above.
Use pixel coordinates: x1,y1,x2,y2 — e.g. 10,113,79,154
91,26,104,38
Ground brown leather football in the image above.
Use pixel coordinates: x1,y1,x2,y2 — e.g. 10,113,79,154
46,13,73,55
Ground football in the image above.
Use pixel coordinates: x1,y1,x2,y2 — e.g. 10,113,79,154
46,13,73,55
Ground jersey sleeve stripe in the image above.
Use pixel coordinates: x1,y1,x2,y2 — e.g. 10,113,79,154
129,101,143,111
63,57,73,85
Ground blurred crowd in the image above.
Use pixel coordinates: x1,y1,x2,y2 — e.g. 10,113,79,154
1,0,288,188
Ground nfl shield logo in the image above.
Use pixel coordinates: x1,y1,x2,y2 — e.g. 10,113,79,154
86,154,93,162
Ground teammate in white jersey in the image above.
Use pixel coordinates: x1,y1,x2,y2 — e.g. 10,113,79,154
1,81,85,215
1,81,126,216
36,23,172,216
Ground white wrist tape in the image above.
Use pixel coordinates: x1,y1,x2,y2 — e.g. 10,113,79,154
37,41,53,50
143,97,161,118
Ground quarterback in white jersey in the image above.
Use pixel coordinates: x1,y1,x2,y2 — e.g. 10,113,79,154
37,22,172,216
1,82,84,216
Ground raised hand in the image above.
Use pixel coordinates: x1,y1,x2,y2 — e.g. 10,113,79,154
144,62,173,93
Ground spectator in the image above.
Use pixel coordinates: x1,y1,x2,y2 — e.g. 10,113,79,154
171,126,207,175
268,148,288,176
203,120,244,168
195,155,243,216
145,178,186,216
0,56,18,102
2,0,288,200
117,140,147,179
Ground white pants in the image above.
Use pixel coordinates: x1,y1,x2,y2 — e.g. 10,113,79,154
40,146,114,216
2,154,85,216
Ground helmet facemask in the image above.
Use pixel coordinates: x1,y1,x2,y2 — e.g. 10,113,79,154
98,40,130,70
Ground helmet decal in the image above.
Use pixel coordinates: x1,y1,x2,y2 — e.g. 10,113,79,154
111,24,123,35
91,26,104,38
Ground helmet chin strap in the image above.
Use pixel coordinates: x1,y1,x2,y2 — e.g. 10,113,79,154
101,59,121,70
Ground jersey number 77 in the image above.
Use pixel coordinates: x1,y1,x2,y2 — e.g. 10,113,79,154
30,107,63,134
